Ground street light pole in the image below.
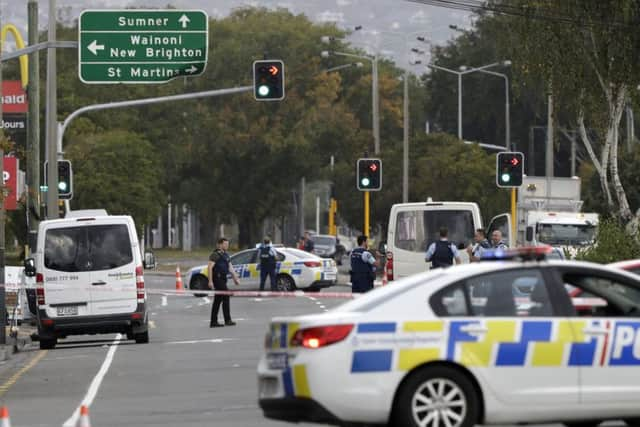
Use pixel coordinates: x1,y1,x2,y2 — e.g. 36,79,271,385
476,69,510,149
428,61,510,141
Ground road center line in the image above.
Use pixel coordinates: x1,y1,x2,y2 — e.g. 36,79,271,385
161,296,168,306
0,350,48,398
63,334,122,427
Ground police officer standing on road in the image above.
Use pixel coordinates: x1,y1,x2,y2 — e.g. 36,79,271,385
208,238,240,327
425,227,461,268
467,228,492,262
350,235,378,293
258,237,278,291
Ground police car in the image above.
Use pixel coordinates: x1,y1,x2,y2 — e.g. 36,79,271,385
258,248,640,427
187,247,337,293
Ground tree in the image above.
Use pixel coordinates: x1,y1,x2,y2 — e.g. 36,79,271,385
65,130,163,231
493,0,640,224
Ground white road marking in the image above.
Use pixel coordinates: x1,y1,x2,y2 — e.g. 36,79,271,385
315,301,322,305
161,296,168,307
203,297,211,303
253,298,263,302
186,305,193,309
149,320,156,329
319,305,326,309
165,338,236,345
150,312,157,316
63,334,122,427
308,297,317,301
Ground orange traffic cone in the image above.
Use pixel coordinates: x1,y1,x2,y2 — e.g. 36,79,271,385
76,405,91,427
175,265,184,293
0,406,11,427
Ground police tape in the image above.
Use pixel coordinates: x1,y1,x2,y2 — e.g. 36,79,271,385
146,288,357,299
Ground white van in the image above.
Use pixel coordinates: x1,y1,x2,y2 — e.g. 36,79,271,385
386,199,484,279
24,212,148,349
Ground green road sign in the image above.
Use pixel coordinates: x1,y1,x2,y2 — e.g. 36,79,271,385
79,10,208,84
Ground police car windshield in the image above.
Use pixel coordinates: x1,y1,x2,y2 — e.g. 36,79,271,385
538,223,596,246
334,271,446,313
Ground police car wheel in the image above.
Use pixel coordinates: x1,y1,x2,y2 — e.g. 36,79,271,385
39,338,57,350
190,275,209,298
393,366,478,427
276,275,296,292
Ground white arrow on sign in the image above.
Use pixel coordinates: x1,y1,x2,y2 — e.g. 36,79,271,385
88,40,105,55
186,65,198,74
178,14,191,28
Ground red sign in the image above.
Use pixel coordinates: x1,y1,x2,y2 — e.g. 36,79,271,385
1,81,27,114
3,156,18,210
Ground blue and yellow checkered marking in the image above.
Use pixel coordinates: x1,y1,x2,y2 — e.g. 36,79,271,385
269,322,299,349
349,319,640,372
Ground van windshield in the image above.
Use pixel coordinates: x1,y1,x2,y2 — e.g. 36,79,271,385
395,209,474,253
45,224,133,272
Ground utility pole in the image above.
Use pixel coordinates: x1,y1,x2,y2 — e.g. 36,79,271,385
27,0,40,248
546,93,554,200
46,0,59,218
372,55,380,154
402,68,409,202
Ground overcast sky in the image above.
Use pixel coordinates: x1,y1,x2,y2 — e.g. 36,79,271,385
0,0,473,69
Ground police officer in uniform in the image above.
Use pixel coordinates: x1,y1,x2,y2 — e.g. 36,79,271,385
258,237,278,291
350,235,378,293
208,238,240,327
425,227,461,268
467,228,492,262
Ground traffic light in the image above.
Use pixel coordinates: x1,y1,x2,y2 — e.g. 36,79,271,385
58,160,73,199
496,152,524,188
356,158,382,191
45,160,73,199
253,60,285,101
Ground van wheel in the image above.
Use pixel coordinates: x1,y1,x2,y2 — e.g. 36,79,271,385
625,419,640,426
126,331,134,340
39,338,57,350
392,366,479,427
134,331,149,344
190,275,209,298
277,275,296,292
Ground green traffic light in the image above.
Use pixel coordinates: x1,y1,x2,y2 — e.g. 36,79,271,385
501,173,511,183
258,85,270,97
58,182,68,192
361,177,371,187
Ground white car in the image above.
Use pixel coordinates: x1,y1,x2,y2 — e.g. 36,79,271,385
187,247,337,293
258,249,640,427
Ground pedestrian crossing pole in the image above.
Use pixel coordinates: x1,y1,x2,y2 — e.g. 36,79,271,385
364,191,370,238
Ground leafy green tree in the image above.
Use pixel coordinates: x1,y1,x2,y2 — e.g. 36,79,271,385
65,130,163,231
575,218,640,263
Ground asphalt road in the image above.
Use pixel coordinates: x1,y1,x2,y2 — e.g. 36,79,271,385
0,273,626,427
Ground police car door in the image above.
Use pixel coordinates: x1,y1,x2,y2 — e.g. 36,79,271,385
449,267,578,405
230,250,259,287
554,267,640,406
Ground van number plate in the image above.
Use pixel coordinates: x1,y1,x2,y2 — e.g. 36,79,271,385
57,306,78,316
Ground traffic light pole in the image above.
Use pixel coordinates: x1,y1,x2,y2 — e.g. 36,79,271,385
364,191,370,238
511,188,517,242
57,86,254,176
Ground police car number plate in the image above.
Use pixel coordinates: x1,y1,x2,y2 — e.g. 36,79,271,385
57,306,78,316
267,353,288,370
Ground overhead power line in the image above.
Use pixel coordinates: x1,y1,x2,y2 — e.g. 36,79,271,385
405,0,639,29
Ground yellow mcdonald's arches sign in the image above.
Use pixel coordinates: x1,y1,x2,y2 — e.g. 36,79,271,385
1,24,28,88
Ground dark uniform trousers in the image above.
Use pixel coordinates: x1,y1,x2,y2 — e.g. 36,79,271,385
351,272,373,293
211,271,231,324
